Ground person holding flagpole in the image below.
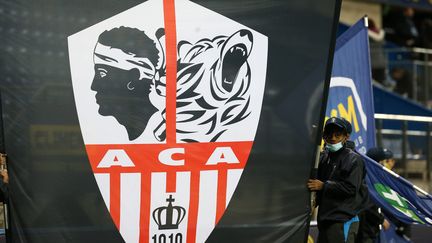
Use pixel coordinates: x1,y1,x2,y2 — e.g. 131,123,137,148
363,147,411,242
355,147,393,243
308,117,368,243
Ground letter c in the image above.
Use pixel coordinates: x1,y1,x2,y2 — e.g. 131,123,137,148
158,148,185,166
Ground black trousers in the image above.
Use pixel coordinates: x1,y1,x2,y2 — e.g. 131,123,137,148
318,221,359,243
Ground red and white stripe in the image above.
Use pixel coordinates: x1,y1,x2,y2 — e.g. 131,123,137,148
94,168,243,243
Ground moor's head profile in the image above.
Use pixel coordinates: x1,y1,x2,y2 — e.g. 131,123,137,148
91,26,160,140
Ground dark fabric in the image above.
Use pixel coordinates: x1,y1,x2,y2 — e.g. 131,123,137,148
385,213,412,238
318,221,359,243
357,200,384,241
0,180,8,202
359,237,375,243
384,12,419,47
316,146,367,223
396,223,411,238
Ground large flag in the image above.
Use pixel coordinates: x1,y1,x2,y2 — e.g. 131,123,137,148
328,17,432,241
327,18,376,154
364,155,432,226
1,0,340,242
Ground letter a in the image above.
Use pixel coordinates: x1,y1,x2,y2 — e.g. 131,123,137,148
206,147,240,165
97,149,135,168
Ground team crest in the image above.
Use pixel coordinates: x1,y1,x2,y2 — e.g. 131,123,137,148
68,0,268,242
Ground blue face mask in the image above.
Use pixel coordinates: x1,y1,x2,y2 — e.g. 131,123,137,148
326,142,343,152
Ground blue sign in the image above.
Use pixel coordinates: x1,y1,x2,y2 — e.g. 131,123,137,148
327,18,376,154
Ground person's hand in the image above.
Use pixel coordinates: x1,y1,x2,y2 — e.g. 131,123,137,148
383,219,390,230
307,179,324,191
0,170,8,184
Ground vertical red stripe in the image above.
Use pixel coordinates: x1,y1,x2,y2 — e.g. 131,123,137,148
110,172,121,229
163,0,177,144
186,171,200,243
215,169,228,224
166,171,177,193
139,171,152,243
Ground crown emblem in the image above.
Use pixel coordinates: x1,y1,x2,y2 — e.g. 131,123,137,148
152,195,186,230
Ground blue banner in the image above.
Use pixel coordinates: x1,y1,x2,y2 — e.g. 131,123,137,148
364,154,432,226
327,18,376,154
330,18,432,226
329,18,432,242
379,222,412,243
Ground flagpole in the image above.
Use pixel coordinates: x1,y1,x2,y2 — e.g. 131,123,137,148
310,145,322,216
303,1,342,242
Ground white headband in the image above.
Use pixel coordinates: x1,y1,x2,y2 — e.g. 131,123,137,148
93,43,156,80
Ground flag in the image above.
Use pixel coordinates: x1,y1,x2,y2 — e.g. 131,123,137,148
327,18,376,154
328,17,432,242
1,0,340,242
364,154,432,226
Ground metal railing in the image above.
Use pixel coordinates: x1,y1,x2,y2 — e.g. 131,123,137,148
380,47,432,107
375,113,432,192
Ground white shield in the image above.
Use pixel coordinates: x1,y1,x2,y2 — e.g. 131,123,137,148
68,0,267,242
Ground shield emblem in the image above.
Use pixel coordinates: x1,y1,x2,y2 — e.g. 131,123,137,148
68,0,268,242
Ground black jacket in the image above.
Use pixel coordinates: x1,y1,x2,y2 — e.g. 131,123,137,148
316,146,368,223
357,200,384,240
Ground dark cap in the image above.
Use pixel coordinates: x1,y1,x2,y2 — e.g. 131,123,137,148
324,117,350,134
366,147,393,162
340,117,352,134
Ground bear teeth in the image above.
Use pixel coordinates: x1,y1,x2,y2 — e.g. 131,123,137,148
224,78,232,84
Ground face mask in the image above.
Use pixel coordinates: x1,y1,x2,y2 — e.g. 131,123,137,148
326,142,343,152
